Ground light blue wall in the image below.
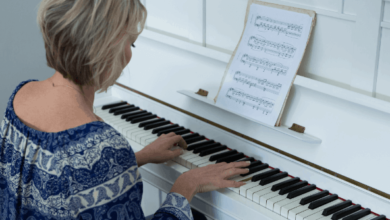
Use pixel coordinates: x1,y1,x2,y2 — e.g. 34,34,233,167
0,0,53,115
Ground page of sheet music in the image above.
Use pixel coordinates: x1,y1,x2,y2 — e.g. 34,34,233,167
215,4,313,126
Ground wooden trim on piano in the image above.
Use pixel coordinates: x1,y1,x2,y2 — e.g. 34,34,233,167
115,82,390,201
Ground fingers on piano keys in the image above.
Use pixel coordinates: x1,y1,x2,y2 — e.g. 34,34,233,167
96,101,387,220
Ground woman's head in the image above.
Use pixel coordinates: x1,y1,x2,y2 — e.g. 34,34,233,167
37,0,147,93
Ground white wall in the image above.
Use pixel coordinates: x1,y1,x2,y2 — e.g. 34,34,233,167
141,0,390,101
0,1,54,115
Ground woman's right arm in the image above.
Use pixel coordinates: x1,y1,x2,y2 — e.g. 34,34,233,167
151,161,251,220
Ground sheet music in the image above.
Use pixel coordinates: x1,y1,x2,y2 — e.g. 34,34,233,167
215,4,313,126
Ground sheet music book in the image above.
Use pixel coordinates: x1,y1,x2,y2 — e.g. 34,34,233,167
214,0,316,127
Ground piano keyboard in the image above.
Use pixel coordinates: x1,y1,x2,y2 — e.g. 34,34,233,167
95,101,387,220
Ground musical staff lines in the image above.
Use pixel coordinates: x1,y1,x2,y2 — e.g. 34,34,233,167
226,88,274,114
254,16,302,38
248,36,296,59
240,54,289,76
233,71,282,95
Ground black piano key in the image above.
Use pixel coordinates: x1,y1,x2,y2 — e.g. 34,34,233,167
241,163,268,177
175,129,191,135
131,114,157,124
109,105,135,113
209,150,238,161
121,110,145,119
322,200,352,216
331,204,362,220
193,143,221,153
144,121,171,130
308,194,338,209
102,101,127,110
287,184,316,199
153,124,179,134
199,145,227,156
279,181,308,195
248,161,263,168
109,105,134,113
260,172,288,186
271,177,300,192
187,140,215,151
371,215,387,220
251,168,280,182
236,157,255,162
183,133,200,140
139,118,165,127
300,190,329,205
186,136,206,144
114,106,140,115
342,209,371,220
125,111,149,121
216,152,245,163
156,126,183,135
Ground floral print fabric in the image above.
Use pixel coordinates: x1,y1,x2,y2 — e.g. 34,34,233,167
0,79,193,220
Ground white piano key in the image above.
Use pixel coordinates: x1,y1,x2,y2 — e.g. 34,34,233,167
186,153,206,168
250,177,291,203
267,193,290,210
191,149,230,168
228,169,271,194
145,136,158,145
260,191,280,206
179,152,200,166
141,134,159,145
135,129,155,143
303,199,343,220
245,177,291,199
298,199,342,220
140,132,158,145
174,150,193,163
278,190,321,216
288,204,311,220
359,214,378,220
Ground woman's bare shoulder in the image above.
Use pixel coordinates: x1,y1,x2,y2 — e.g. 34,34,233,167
13,80,96,133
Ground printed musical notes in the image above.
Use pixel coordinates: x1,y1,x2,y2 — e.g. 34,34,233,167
241,54,288,76
215,3,313,126
255,16,303,38
233,71,282,95
248,36,296,59
226,88,274,114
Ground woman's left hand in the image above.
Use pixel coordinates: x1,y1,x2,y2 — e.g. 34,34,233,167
135,132,187,167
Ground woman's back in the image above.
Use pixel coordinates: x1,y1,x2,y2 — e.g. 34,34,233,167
0,79,145,219
12,79,97,133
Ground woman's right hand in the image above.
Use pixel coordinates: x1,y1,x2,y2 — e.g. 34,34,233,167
170,161,251,203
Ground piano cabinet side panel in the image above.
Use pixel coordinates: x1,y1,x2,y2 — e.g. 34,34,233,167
376,27,390,102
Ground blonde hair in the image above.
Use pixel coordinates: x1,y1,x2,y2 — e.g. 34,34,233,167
37,0,147,94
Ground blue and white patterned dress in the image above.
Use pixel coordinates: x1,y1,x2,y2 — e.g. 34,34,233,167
0,79,193,220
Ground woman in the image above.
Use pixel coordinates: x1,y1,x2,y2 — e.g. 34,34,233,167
0,0,250,219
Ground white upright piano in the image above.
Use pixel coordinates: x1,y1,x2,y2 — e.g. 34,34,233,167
93,0,390,219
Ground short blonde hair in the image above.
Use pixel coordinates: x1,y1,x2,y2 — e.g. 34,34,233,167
37,0,147,93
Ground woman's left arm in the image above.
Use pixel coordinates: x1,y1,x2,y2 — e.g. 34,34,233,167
135,133,187,167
